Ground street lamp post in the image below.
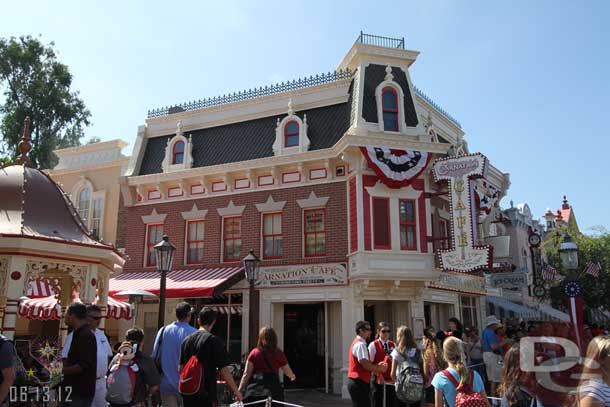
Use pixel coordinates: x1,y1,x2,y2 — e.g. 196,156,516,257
559,234,579,271
115,289,157,328
154,235,176,330
243,250,260,351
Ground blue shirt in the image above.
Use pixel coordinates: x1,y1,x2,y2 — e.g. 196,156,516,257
481,327,499,353
431,368,484,407
152,321,197,394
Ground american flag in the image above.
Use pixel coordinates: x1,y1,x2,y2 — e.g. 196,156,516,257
584,261,602,278
542,263,560,281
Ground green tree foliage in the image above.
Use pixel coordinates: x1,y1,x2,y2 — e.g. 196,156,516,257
0,35,90,169
546,229,610,313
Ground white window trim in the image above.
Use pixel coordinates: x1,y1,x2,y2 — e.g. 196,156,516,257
376,78,408,134
217,200,246,217
255,196,286,213
71,178,107,240
181,203,208,221
184,218,206,265
141,208,167,224
272,99,310,156
297,191,329,209
161,122,194,173
143,223,164,268
221,215,243,263
90,190,106,240
301,206,327,258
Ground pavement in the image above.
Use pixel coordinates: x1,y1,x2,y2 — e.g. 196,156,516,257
284,388,352,407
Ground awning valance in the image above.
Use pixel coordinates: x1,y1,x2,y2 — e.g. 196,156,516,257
109,267,244,299
207,304,242,315
536,303,570,322
487,296,541,319
18,295,133,321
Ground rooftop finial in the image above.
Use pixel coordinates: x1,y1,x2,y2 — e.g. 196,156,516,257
15,116,32,166
287,98,294,115
562,195,569,209
384,65,394,81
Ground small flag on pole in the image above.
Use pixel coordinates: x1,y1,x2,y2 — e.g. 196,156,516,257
584,261,602,278
542,263,560,281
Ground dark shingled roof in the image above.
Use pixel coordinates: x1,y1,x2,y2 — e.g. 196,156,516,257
362,64,419,127
139,101,351,176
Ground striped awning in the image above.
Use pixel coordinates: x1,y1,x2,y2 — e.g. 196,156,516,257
487,296,541,319
18,296,62,320
207,304,243,315
109,267,244,299
105,296,133,320
26,278,60,298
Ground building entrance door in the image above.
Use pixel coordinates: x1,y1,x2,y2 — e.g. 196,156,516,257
283,303,325,388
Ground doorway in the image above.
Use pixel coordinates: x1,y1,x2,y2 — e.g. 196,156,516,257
283,303,325,388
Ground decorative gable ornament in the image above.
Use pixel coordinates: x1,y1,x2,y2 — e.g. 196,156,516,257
273,98,310,156
432,153,492,273
162,121,194,173
360,146,430,189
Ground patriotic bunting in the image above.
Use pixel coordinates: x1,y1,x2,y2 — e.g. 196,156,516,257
584,261,602,278
542,263,561,281
360,146,430,189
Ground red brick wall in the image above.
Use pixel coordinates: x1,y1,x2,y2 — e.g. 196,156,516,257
123,181,348,272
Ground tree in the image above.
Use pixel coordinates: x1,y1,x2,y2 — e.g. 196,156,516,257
0,35,90,169
546,229,610,314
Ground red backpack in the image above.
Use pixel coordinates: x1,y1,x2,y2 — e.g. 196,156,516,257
179,333,211,396
441,370,487,407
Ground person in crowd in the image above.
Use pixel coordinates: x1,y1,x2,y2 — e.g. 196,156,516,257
0,334,17,407
498,343,541,407
62,302,97,407
369,322,396,407
86,305,114,407
432,336,488,407
591,324,604,338
390,325,423,407
465,327,485,383
180,307,242,407
495,324,511,358
238,326,296,403
583,325,594,354
481,315,510,397
437,318,466,344
422,326,445,405
152,302,197,407
579,336,610,407
107,328,161,406
347,321,388,407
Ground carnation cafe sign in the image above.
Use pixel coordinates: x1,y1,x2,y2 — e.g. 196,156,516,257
255,263,348,288
433,153,492,273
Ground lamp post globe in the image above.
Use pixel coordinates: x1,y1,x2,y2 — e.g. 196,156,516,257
243,249,260,350
154,235,176,329
559,234,579,271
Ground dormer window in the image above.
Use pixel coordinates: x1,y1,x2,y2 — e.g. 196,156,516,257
172,140,185,164
284,121,300,147
382,87,399,131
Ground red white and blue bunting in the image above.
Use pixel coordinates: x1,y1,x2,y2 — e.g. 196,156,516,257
473,179,500,214
360,146,430,189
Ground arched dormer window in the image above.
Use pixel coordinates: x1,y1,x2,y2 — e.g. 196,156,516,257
162,121,194,172
381,87,399,131
273,99,310,156
71,178,106,240
284,121,300,147
78,187,91,224
172,140,185,164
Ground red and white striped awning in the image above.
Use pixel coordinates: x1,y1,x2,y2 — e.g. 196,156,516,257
18,295,133,321
26,278,60,298
207,304,243,315
109,267,244,299
103,297,133,320
18,296,62,320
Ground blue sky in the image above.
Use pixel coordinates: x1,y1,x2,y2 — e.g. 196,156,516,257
2,1,608,232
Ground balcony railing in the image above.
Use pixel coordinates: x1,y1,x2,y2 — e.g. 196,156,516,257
147,69,354,118
356,31,405,49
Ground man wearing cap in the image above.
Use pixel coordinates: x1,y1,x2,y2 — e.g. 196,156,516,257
481,315,510,396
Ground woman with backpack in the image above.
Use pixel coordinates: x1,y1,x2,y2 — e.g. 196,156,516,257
431,336,489,407
423,326,446,405
238,327,296,403
390,325,424,407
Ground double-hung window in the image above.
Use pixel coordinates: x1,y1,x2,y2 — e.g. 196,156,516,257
373,197,391,249
304,209,326,256
382,87,399,132
145,224,164,267
263,213,283,259
223,217,242,261
186,220,205,264
399,199,417,250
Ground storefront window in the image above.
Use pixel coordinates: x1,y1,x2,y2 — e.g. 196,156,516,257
460,296,479,329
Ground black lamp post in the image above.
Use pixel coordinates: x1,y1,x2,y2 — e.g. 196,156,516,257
154,235,176,330
243,249,260,350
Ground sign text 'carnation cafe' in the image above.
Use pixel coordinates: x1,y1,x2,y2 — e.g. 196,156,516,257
433,153,492,273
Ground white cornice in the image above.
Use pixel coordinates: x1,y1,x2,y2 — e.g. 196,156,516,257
255,196,287,213
217,201,246,217
141,208,167,224
181,204,208,220
53,139,129,156
337,43,420,71
297,191,329,208
47,157,130,176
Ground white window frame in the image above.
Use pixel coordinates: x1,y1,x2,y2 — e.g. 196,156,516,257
71,178,106,240
184,219,206,265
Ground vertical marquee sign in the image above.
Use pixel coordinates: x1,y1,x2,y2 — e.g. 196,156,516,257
433,153,492,273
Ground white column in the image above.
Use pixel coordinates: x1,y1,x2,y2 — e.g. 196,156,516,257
2,256,27,339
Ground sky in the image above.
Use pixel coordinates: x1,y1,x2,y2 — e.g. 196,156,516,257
1,1,609,232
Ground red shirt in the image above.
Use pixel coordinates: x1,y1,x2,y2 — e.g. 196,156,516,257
247,348,288,373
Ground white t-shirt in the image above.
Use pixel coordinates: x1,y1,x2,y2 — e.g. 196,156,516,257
352,336,369,362
390,347,418,363
368,338,393,361
61,329,114,378
579,379,610,405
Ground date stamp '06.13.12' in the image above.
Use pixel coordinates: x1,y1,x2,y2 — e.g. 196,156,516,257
10,386,72,404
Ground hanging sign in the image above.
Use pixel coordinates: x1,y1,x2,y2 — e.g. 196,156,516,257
490,271,529,288
360,147,430,188
432,153,492,273
255,263,347,288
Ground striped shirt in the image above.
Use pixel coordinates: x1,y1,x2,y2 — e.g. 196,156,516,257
579,379,610,405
